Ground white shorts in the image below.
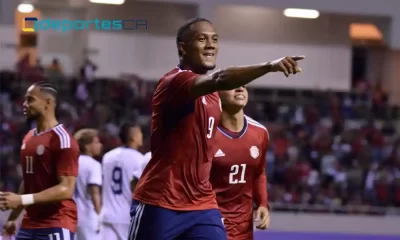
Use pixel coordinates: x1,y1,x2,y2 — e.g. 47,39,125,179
102,222,130,240
75,224,101,240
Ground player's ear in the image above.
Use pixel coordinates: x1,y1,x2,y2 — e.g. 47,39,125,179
45,97,52,106
178,42,187,57
44,96,55,108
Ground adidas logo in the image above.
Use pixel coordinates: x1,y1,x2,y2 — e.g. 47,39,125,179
214,149,225,157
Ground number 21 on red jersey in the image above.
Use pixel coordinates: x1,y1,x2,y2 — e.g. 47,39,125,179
229,164,247,184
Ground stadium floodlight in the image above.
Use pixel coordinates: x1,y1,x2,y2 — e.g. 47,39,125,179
17,3,35,13
89,0,125,4
283,8,320,19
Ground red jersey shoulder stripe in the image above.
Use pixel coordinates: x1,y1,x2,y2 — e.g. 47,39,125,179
245,115,269,140
53,125,71,149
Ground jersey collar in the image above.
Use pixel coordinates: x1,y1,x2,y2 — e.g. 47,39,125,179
217,117,248,139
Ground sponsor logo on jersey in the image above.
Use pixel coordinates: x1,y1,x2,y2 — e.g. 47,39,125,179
214,149,225,157
250,146,259,159
36,145,45,155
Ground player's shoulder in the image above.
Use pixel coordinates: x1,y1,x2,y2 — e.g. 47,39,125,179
102,147,119,162
160,67,197,85
245,115,269,140
126,148,146,163
143,151,151,162
49,124,78,150
79,154,99,165
22,129,35,143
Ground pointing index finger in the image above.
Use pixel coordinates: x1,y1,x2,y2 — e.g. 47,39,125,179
292,55,305,61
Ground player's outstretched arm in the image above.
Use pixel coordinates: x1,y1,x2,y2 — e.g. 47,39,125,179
189,56,304,98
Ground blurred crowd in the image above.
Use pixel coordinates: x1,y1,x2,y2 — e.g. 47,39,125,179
1,59,400,212
248,84,400,209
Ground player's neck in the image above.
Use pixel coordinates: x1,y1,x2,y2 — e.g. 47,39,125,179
178,62,208,74
36,114,59,134
220,110,244,132
124,144,139,150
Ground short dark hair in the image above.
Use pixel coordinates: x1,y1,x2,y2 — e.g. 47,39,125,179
176,17,212,56
74,128,98,153
119,122,139,145
33,81,58,100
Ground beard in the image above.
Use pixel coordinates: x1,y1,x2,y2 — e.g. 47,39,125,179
25,112,40,123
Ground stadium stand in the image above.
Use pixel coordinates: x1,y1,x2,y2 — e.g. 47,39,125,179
1,69,400,212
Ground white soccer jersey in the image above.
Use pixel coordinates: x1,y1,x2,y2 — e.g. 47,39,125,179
74,155,102,224
143,151,151,168
102,147,146,224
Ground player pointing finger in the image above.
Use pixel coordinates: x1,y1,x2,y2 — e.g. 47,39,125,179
270,56,305,77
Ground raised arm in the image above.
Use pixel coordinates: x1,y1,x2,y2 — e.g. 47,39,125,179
189,56,304,98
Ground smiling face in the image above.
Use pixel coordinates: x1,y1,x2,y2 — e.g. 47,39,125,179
219,86,248,112
178,21,218,73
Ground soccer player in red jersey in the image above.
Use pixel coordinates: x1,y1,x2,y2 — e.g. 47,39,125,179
129,17,303,240
0,81,79,240
210,86,270,240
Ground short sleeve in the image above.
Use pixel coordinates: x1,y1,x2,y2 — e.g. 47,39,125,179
132,154,147,179
88,162,102,186
133,168,142,180
55,140,79,176
53,132,79,176
165,71,198,104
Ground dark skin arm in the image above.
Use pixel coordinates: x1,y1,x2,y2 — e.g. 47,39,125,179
131,177,139,192
189,56,304,98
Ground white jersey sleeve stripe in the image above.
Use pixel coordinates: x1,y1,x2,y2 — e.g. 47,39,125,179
54,125,71,149
245,115,270,140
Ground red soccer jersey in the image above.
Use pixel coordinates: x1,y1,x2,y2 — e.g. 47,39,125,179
210,116,269,240
20,124,79,232
133,67,221,210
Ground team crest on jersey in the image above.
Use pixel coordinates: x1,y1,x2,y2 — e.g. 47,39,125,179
250,146,259,159
36,145,45,155
21,143,25,149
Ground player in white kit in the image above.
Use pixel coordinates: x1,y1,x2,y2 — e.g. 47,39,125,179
143,151,151,167
73,129,103,240
101,123,146,240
